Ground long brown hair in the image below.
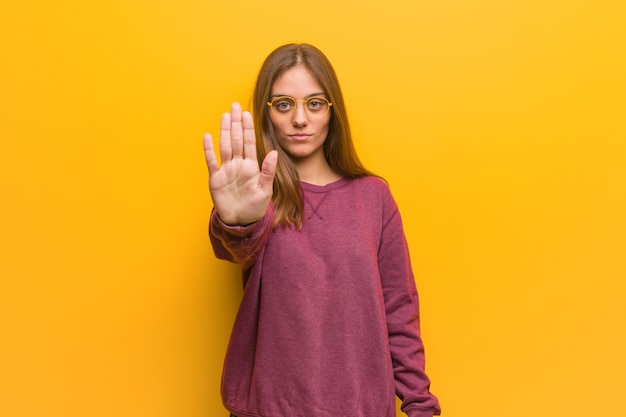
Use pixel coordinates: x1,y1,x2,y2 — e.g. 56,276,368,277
252,43,375,229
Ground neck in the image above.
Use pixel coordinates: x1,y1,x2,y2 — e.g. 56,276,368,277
295,157,341,186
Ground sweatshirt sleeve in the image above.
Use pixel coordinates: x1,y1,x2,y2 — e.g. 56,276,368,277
377,187,441,417
209,202,275,270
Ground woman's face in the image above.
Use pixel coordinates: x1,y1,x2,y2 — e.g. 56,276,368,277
268,65,331,164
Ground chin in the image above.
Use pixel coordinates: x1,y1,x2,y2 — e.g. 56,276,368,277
283,146,321,160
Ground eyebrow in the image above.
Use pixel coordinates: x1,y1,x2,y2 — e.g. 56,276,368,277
269,92,327,99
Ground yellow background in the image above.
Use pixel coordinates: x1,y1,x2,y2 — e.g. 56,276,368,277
1,1,624,416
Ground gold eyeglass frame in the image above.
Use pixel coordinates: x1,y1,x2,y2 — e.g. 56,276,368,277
266,96,333,116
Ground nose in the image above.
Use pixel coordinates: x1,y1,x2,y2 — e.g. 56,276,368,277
291,103,309,126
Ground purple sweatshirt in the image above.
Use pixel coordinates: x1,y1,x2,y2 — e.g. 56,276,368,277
210,176,441,417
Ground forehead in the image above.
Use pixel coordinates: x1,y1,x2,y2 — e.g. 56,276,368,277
271,65,324,97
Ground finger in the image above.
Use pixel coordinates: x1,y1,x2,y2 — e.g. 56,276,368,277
219,112,232,162
242,111,257,162
229,102,244,157
258,150,278,196
203,133,219,176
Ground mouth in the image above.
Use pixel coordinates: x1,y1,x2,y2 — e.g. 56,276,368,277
288,133,313,141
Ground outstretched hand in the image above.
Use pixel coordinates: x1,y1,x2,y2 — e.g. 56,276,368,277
204,102,278,226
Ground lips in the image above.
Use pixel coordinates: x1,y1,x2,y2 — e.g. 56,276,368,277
288,133,313,141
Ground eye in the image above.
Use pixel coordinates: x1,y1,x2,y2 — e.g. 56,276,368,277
306,97,327,112
272,97,295,113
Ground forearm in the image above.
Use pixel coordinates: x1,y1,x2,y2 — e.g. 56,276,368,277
209,203,274,268
387,300,440,416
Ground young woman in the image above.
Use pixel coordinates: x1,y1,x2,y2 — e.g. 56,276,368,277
204,43,441,417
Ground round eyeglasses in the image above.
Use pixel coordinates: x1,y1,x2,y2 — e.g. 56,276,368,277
267,96,333,117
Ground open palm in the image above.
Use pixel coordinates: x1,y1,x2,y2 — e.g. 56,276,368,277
204,102,277,226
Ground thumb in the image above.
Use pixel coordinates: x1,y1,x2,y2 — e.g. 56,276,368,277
259,150,278,195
